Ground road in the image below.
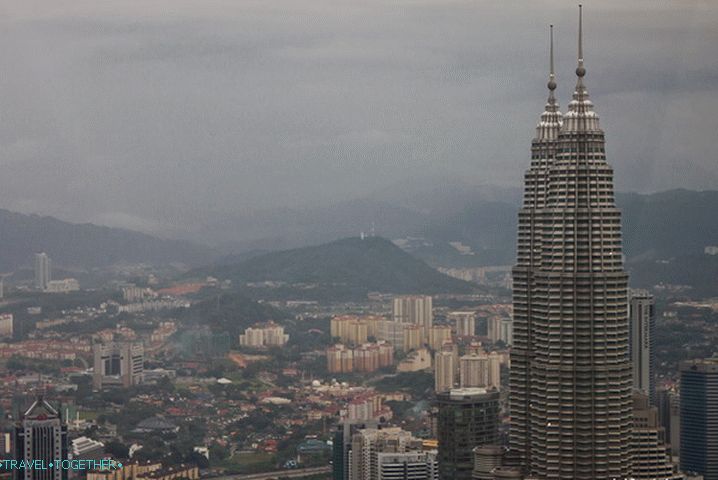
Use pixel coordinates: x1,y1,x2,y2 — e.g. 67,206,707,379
210,466,331,480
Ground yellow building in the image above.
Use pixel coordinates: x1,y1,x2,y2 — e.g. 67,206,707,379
428,325,452,351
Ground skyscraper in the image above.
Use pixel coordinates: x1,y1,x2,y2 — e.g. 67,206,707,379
436,388,499,480
630,289,656,404
509,8,633,479
34,253,51,291
14,396,68,480
680,357,718,480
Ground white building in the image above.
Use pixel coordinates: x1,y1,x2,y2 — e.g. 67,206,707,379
46,278,80,293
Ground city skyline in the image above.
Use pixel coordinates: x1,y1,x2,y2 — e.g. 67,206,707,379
0,3,715,480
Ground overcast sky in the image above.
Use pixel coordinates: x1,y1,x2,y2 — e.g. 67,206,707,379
0,0,716,237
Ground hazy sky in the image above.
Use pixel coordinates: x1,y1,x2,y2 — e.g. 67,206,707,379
0,0,717,237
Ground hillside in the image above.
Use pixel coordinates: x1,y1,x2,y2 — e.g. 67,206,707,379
0,209,213,271
172,291,290,338
197,236,476,299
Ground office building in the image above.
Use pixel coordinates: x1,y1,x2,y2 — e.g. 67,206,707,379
393,296,433,330
471,446,505,480
333,421,379,480
377,451,439,480
436,388,499,480
13,396,68,480
93,341,144,389
350,427,431,480
680,357,718,480
34,253,51,291
630,289,657,404
509,11,633,478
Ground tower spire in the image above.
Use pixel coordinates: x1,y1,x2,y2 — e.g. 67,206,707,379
578,5,583,64
535,25,562,141
576,4,585,78
563,3,599,132
548,25,556,94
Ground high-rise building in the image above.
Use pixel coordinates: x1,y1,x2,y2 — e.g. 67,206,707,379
630,289,657,404
239,322,289,348
449,312,476,337
435,350,456,393
509,10,633,479
404,324,424,352
350,427,431,480
428,326,452,351
14,396,68,480
680,357,718,480
631,391,684,480
486,352,501,390
393,296,433,330
378,320,408,351
436,388,499,480
333,421,379,480
459,354,487,389
471,446,505,480
34,253,51,291
92,341,144,389
332,316,371,345
0,313,13,338
377,451,439,480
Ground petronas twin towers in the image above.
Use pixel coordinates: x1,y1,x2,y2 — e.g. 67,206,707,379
510,6,634,480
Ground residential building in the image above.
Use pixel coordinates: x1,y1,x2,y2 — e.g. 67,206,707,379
449,312,476,337
393,296,433,330
239,322,289,348
0,314,13,338
435,350,456,393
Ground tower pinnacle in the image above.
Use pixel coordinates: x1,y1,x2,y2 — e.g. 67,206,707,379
548,25,556,92
577,4,585,77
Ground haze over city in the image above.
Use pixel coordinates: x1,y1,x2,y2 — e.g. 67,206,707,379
1,0,717,241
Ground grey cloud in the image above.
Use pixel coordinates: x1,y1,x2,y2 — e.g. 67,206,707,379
0,0,716,241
